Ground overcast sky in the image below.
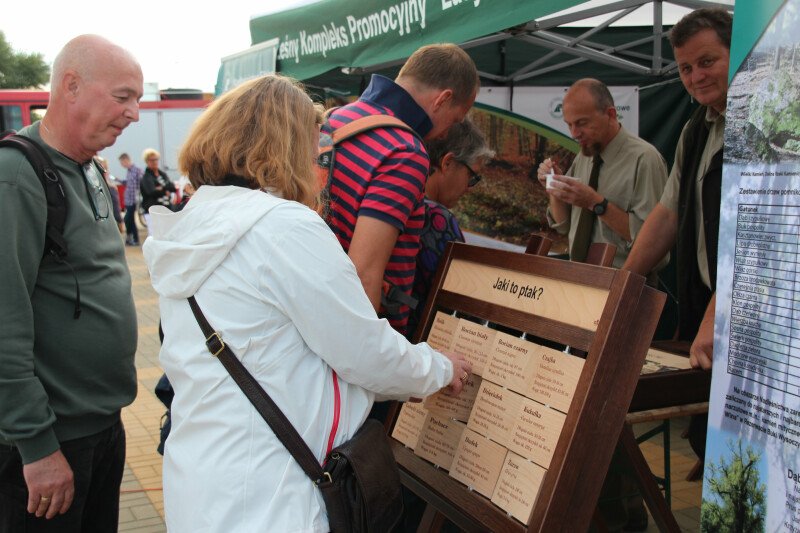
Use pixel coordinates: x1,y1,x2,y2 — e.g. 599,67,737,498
2,0,732,94
1,0,312,93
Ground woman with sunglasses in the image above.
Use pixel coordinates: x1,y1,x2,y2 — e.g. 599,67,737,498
406,117,494,339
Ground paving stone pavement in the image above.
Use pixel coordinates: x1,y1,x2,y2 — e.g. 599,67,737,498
117,235,703,532
119,236,167,532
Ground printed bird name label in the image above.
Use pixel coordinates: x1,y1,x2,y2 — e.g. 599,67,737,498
426,311,460,351
467,381,525,447
507,396,566,469
491,451,546,524
525,345,584,413
414,414,466,471
484,331,535,393
449,428,508,498
391,402,429,450
451,319,496,375
423,374,482,422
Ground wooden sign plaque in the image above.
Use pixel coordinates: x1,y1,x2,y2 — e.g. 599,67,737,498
388,242,665,532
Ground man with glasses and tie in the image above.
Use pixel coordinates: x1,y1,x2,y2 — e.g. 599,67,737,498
0,34,142,532
537,78,668,271
537,79,668,531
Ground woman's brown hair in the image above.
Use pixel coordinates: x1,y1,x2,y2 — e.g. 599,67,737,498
179,74,320,208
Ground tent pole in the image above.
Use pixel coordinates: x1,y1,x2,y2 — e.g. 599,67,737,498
653,1,663,70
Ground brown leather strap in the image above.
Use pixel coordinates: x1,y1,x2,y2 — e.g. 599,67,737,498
329,114,414,144
186,296,327,484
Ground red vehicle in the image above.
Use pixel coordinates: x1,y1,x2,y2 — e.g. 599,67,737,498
0,90,49,131
0,89,208,130
1,89,209,209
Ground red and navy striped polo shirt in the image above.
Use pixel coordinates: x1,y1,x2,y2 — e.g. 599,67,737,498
323,75,433,334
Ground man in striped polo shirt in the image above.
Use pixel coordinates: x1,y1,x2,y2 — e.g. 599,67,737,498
323,44,479,336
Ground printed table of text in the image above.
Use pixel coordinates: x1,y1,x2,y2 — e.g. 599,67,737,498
730,203,800,397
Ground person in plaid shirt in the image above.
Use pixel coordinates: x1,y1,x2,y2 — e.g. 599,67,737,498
118,152,143,245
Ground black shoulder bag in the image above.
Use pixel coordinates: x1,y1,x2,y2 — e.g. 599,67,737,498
186,296,404,532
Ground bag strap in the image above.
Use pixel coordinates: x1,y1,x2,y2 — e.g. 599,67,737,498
317,113,423,313
326,370,341,457
186,296,331,485
317,113,420,171
329,114,415,145
0,132,83,319
0,133,69,260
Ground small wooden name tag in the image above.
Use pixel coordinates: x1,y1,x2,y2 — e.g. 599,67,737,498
507,397,566,469
491,451,546,524
414,414,466,471
484,331,535,392
467,382,524,447
525,345,584,413
423,374,482,422
451,319,496,375
449,429,507,498
426,311,459,351
391,402,429,450
641,347,691,374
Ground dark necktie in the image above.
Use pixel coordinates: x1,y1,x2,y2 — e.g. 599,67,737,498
570,154,603,263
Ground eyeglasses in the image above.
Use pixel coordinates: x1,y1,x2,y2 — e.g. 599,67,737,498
82,163,110,221
457,160,483,187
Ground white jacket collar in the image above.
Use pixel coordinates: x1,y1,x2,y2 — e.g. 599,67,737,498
143,185,285,299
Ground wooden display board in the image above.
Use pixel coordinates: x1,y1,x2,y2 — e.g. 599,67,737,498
389,242,665,532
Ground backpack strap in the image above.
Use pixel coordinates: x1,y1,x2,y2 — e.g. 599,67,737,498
316,114,422,314
329,114,415,144
317,114,419,172
0,132,81,319
0,134,69,260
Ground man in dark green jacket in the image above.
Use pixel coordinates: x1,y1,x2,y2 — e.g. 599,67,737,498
0,34,142,531
623,8,732,465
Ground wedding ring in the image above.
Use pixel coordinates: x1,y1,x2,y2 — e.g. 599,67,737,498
40,496,50,502
460,372,468,383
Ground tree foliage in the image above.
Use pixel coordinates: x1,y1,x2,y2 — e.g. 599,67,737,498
701,439,766,533
0,31,50,89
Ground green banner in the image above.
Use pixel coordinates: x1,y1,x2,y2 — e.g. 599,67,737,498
249,0,584,81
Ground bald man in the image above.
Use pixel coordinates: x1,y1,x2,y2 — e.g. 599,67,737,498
0,35,143,531
538,79,668,270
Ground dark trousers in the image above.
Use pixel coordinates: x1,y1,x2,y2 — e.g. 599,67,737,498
0,420,126,533
124,204,139,243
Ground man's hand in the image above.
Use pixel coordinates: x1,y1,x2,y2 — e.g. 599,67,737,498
23,449,74,519
547,176,603,210
536,158,563,190
689,294,716,370
441,351,473,397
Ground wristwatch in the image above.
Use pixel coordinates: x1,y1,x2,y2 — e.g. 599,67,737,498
592,198,609,216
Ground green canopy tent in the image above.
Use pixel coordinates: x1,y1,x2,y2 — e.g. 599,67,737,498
223,0,734,337
223,0,733,162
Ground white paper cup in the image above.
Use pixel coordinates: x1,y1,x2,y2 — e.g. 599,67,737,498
546,174,579,190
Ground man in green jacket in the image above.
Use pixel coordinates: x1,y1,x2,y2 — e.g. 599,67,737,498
623,7,731,464
0,34,142,531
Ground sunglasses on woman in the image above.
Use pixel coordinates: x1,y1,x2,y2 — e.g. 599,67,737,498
457,160,482,187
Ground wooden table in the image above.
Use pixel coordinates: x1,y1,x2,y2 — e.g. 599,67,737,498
619,341,711,532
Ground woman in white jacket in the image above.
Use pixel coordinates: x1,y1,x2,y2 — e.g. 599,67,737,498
142,74,471,533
